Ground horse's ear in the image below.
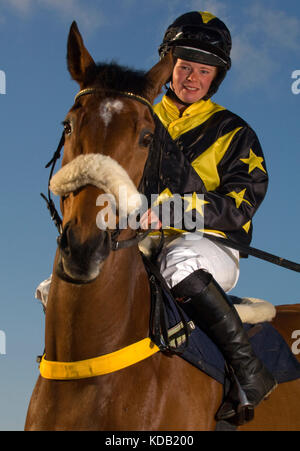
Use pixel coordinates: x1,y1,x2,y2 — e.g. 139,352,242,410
146,52,174,103
67,21,96,87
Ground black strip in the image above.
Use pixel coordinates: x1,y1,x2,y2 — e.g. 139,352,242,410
204,233,300,273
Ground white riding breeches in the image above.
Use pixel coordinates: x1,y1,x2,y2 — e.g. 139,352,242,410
157,233,240,293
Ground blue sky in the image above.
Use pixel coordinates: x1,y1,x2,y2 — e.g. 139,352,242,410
0,0,300,430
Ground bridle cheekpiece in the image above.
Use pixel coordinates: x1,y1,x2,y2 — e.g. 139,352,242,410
41,88,154,250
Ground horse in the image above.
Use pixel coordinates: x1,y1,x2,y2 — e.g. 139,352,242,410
25,22,300,431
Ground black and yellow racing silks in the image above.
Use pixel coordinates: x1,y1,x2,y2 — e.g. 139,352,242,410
141,93,268,246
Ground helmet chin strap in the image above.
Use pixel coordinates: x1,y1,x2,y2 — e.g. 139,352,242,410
167,83,194,107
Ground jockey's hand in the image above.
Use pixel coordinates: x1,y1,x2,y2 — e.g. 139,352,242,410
140,208,162,230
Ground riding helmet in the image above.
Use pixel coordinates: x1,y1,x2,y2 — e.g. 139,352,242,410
159,11,232,99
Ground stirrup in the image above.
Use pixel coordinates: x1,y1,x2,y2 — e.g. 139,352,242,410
216,369,254,426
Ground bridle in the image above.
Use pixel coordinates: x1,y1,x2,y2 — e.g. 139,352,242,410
74,87,154,111
41,87,300,274
41,88,155,252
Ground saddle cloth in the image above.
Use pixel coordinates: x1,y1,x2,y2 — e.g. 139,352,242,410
160,287,300,385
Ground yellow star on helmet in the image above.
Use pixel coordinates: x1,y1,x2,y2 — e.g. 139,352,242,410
227,188,252,208
240,149,266,174
183,192,209,216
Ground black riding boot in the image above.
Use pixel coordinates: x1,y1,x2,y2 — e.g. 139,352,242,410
171,269,277,425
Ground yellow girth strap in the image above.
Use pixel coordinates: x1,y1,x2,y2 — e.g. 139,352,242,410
40,338,160,380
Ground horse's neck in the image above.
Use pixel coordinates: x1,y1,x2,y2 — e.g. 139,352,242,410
44,247,150,362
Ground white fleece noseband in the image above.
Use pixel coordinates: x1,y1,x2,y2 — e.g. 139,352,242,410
49,153,142,217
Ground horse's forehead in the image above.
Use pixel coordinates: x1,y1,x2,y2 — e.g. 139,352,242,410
99,98,124,127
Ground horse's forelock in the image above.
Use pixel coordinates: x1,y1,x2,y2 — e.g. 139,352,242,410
83,62,149,97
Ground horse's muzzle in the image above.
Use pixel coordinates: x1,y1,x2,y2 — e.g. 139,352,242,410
56,221,111,284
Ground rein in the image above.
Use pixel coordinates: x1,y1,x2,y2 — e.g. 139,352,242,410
39,87,160,380
41,87,154,251
41,84,300,268
39,86,300,381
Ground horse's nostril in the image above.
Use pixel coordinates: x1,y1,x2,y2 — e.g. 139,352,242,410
58,223,71,256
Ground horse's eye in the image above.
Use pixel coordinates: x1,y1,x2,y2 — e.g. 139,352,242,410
139,130,153,148
62,120,72,135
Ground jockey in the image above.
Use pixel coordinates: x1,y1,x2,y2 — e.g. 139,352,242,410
140,11,277,423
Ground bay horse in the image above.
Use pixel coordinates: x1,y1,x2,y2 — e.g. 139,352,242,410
25,22,300,431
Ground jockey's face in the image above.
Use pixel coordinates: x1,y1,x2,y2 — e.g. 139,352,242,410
171,58,217,105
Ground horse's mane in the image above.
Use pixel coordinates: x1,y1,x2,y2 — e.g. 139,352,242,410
83,61,149,96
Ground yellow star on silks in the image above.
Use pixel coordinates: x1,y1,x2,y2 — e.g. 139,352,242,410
240,149,266,174
183,192,209,217
242,220,251,233
152,188,173,207
227,188,252,208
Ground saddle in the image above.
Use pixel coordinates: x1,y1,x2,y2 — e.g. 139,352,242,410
142,255,300,387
